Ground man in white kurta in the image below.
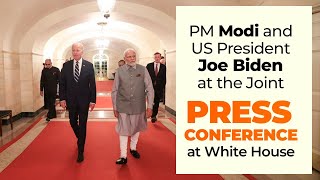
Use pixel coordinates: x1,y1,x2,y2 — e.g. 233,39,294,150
111,48,154,164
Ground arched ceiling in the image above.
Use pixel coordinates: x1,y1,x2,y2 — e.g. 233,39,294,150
20,1,174,60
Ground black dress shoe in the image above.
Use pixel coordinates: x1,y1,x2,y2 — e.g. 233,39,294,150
46,118,50,122
151,117,157,123
130,150,140,159
77,153,84,163
116,157,127,164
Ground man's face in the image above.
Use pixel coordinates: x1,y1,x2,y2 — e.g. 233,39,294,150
72,44,83,61
44,60,52,69
118,61,125,67
154,54,161,63
124,50,136,66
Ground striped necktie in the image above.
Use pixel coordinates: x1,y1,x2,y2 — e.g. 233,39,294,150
74,61,79,82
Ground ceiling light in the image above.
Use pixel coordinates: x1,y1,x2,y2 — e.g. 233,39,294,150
97,0,116,18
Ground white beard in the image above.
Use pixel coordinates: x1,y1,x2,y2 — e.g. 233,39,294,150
127,62,136,67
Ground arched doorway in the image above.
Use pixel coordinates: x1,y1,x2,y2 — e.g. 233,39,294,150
93,53,109,79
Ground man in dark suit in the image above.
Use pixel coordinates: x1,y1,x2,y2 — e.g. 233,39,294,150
59,42,96,163
40,59,60,121
146,52,166,123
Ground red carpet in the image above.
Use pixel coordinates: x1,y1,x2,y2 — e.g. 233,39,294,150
0,122,223,180
96,80,113,92
95,96,112,108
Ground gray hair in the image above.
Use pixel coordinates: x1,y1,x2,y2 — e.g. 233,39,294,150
72,42,84,51
123,48,136,57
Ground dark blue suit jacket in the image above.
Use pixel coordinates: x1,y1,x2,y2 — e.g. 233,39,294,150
59,59,96,108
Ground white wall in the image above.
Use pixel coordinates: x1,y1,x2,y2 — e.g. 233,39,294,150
165,50,176,112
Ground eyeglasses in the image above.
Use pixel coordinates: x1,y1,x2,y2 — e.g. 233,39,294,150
45,64,51,65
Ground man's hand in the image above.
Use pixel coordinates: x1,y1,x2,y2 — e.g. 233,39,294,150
113,110,119,118
89,103,95,111
146,108,152,118
60,100,67,110
40,91,44,97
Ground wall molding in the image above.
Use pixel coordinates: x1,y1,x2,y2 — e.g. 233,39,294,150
165,105,176,116
23,52,43,56
313,49,320,53
166,50,176,54
1,51,43,57
1,106,44,125
2,51,20,56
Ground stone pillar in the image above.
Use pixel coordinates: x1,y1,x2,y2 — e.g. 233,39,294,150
19,53,34,113
3,51,21,116
19,53,44,114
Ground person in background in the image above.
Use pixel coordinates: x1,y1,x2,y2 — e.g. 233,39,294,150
113,59,126,78
40,59,60,121
146,52,166,123
118,59,125,67
160,56,166,65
